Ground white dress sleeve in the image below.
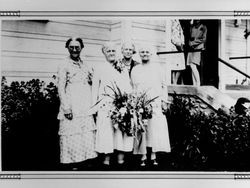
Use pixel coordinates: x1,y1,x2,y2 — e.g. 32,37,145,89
89,66,101,114
130,65,140,92
57,62,71,113
159,64,169,103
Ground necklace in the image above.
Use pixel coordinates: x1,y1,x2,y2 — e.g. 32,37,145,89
123,59,131,66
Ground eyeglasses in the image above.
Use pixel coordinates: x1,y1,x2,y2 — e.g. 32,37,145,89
140,51,150,54
69,46,81,51
106,50,116,53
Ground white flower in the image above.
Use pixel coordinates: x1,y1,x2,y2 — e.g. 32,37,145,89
119,107,127,115
142,119,148,125
113,123,118,129
139,108,144,113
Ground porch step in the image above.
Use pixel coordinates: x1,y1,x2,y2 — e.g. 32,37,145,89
224,84,250,100
223,90,250,100
168,85,236,111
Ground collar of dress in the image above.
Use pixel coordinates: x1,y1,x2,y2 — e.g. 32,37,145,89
68,57,83,67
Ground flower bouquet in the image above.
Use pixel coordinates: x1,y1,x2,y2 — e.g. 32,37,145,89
104,83,158,139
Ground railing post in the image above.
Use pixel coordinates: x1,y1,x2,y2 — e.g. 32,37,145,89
218,20,226,91
164,19,172,85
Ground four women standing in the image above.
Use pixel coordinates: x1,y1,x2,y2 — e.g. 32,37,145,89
57,38,171,169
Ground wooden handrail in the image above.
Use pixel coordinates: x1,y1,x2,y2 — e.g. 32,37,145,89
218,58,250,79
229,56,250,60
156,49,205,55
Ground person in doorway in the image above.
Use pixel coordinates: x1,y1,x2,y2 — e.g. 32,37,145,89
187,20,207,86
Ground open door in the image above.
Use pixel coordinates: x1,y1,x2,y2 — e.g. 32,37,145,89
202,20,219,88
180,20,219,88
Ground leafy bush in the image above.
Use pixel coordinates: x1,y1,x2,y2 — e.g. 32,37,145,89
1,77,60,170
166,95,209,169
167,94,250,170
2,77,250,171
206,107,250,169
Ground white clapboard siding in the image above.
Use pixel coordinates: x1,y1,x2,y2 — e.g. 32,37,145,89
2,35,105,57
225,20,248,56
132,27,166,44
2,20,111,41
130,20,167,65
131,21,166,48
223,20,249,86
2,19,173,83
2,53,106,71
225,40,248,55
1,20,113,82
132,20,166,30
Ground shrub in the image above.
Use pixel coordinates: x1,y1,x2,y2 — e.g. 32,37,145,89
167,95,209,169
167,94,250,170
2,77,250,171
1,77,60,170
207,107,250,166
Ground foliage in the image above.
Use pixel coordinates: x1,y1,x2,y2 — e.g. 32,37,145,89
112,60,126,73
207,107,250,159
1,78,59,133
1,77,60,170
105,83,156,138
167,94,250,170
2,77,250,171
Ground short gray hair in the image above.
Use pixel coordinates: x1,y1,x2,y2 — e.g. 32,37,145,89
121,42,136,54
102,42,116,54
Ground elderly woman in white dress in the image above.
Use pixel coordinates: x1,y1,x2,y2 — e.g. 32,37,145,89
91,42,133,166
131,45,171,166
57,37,97,170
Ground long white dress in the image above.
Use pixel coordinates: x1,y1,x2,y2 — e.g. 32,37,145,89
131,62,171,153
57,57,97,164
113,66,134,152
91,61,133,154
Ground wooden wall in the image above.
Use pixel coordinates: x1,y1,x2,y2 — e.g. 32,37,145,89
1,20,112,83
1,19,172,84
224,19,250,85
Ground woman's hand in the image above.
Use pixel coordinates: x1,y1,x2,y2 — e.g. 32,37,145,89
176,44,184,51
65,113,73,120
161,101,169,111
64,109,73,120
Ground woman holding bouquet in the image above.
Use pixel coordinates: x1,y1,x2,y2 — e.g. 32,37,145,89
113,41,140,166
57,37,97,170
91,42,133,166
131,45,171,166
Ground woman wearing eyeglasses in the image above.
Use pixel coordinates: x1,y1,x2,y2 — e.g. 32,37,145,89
57,37,97,170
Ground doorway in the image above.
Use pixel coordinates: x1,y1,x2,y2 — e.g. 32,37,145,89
180,19,219,88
